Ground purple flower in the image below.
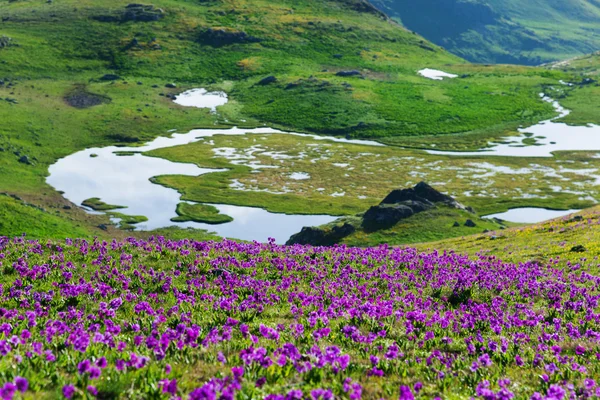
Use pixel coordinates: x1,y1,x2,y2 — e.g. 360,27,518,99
414,382,422,393
89,367,101,379
547,385,565,400
399,385,414,400
256,377,266,388
162,379,177,395
87,386,98,396
96,357,107,369
1,383,16,400
62,384,75,399
77,360,91,374
14,377,27,393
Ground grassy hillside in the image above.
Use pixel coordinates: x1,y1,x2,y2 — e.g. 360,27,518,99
419,205,600,266
0,0,575,238
372,0,600,65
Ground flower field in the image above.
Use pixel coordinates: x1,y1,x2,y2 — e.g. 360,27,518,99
0,235,599,399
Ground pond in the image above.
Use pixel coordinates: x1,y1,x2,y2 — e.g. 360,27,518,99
427,95,600,157
47,121,388,242
483,207,579,223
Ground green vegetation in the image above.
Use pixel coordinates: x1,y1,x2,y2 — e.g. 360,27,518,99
0,0,597,239
373,0,600,65
0,193,92,238
106,211,149,230
171,202,233,224
82,197,126,211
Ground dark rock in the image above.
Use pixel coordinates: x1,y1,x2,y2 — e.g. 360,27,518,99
336,70,362,77
333,54,343,59
165,83,177,88
580,78,596,86
452,221,460,227
18,155,32,165
571,215,583,222
257,76,277,85
97,224,108,231
338,0,388,18
100,74,121,81
464,219,476,227
0,36,12,49
198,28,261,47
210,267,233,277
381,182,461,208
362,204,416,230
286,223,356,246
123,4,164,21
570,244,586,253
93,4,164,23
62,205,72,210
65,88,111,109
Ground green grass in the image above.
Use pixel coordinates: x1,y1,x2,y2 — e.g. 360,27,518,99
82,197,126,211
0,194,93,238
171,202,233,224
421,205,600,265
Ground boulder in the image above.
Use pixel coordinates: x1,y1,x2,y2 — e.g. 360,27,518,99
0,36,12,49
198,28,261,47
362,204,415,230
570,244,586,253
165,83,177,88
93,4,164,23
286,223,355,246
123,4,164,21
100,74,121,81
336,70,361,77
381,182,463,208
464,219,476,227
65,89,110,109
18,155,32,165
258,76,277,85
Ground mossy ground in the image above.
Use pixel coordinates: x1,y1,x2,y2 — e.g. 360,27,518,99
82,197,126,211
171,202,233,224
147,132,600,218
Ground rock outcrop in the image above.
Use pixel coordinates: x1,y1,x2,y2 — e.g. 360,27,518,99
93,4,165,23
198,28,261,47
65,88,111,109
362,182,466,230
0,36,12,49
288,182,470,245
286,223,356,246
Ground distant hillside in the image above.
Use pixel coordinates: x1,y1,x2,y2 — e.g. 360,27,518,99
371,0,600,65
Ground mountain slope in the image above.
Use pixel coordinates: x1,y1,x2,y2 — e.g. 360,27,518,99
371,0,600,65
0,0,570,238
